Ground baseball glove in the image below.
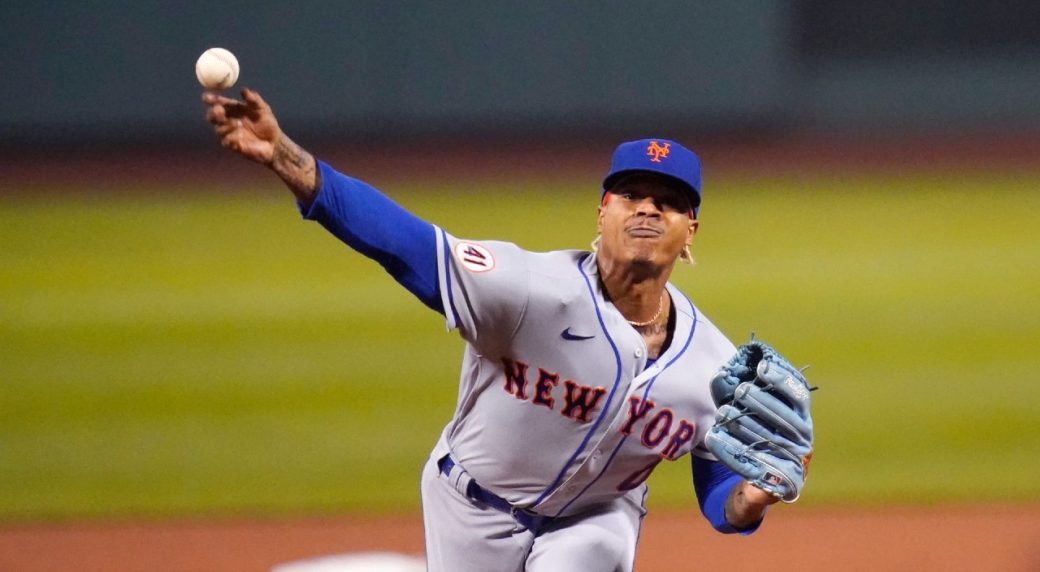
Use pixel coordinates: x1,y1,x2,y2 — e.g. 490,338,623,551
704,340,815,502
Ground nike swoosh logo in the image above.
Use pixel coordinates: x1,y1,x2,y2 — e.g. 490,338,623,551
561,327,595,341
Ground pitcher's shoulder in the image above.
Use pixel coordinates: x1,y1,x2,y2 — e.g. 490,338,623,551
526,249,594,278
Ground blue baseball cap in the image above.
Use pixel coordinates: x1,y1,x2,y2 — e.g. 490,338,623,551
601,138,702,215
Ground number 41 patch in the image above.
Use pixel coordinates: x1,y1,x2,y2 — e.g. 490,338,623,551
454,242,496,273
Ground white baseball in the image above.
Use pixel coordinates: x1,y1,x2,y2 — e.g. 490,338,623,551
195,47,240,90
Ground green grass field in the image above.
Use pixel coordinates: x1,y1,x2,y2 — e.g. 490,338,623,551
2,170,1039,521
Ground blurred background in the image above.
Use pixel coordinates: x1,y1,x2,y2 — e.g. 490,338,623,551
5,1,1040,148
2,2,1039,569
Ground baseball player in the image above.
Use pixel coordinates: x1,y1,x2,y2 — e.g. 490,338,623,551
203,88,815,571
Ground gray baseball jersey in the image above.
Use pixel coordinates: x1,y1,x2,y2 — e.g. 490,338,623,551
427,229,735,518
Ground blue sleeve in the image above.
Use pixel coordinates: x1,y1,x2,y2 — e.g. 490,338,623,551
691,455,763,535
298,160,443,313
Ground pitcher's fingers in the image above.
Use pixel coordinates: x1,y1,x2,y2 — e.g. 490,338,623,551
202,91,243,106
224,132,249,153
214,120,238,137
240,88,266,107
206,104,228,125
240,88,273,117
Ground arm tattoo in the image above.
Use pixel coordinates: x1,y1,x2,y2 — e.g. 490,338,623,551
277,136,307,168
273,136,319,203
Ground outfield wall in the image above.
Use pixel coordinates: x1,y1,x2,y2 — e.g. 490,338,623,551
4,2,1040,148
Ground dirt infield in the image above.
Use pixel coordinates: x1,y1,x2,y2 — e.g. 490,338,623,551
2,504,1038,571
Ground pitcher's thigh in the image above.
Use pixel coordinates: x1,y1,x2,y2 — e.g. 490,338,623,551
419,458,533,572
525,498,644,572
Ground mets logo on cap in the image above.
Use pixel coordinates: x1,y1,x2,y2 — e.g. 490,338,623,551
646,140,670,163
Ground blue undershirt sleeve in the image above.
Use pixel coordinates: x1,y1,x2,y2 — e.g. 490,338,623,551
691,455,763,535
297,160,443,314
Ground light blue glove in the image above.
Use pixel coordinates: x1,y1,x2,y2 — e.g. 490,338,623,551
705,341,815,502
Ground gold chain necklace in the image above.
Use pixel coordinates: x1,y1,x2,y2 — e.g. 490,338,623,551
627,293,665,327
